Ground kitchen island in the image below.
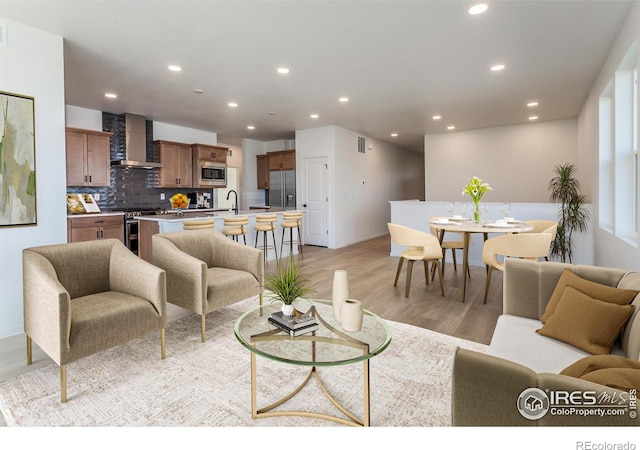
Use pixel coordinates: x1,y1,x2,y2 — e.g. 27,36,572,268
137,209,304,262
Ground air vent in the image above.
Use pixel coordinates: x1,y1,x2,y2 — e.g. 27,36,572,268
358,136,366,153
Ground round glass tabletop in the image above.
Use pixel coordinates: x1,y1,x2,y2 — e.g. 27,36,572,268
234,299,392,367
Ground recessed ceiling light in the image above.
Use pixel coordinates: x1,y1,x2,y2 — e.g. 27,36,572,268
527,101,539,107
277,67,290,74
469,3,488,15
247,125,255,130
391,133,398,137
104,93,117,99
447,125,456,130
339,97,349,103
193,89,204,94
228,102,238,108
268,111,276,116
529,116,539,121
432,115,442,120
168,65,182,72
490,64,505,72
310,114,319,119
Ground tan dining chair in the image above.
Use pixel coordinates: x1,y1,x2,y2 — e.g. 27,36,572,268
428,217,471,278
521,220,558,260
482,232,554,304
183,218,215,230
387,223,445,298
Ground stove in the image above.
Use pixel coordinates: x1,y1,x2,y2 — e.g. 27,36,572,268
121,208,167,254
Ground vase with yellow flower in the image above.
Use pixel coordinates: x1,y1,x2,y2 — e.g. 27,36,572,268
462,176,493,223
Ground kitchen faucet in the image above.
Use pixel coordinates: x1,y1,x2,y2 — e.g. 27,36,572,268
226,190,238,215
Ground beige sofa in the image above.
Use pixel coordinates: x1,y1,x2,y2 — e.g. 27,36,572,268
152,229,263,342
452,258,640,426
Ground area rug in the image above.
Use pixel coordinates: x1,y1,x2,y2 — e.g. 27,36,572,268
0,297,487,427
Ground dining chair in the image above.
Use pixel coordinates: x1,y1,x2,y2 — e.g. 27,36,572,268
521,220,558,260
481,232,554,304
428,217,471,279
387,223,445,298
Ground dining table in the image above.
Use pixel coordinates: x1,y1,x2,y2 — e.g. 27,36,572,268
429,218,533,303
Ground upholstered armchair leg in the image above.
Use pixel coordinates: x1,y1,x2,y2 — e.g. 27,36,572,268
405,260,414,298
201,314,207,343
26,335,32,365
394,257,405,286
161,328,166,360
60,365,67,403
483,267,493,304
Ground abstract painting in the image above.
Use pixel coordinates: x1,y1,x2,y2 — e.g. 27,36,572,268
0,91,36,227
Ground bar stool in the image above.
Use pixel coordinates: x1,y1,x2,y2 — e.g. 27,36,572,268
183,218,215,230
280,211,303,258
223,216,249,244
254,213,278,263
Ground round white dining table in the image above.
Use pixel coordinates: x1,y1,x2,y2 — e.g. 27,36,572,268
428,219,533,303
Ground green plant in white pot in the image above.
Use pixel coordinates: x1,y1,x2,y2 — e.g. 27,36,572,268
263,259,317,316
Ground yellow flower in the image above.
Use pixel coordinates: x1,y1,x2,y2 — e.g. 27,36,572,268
462,176,492,203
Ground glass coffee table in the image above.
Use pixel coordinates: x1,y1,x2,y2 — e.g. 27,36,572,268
234,299,392,427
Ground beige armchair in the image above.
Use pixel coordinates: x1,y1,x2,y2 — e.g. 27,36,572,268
522,220,558,260
388,223,445,298
152,229,263,342
482,232,554,303
428,217,470,278
23,239,167,403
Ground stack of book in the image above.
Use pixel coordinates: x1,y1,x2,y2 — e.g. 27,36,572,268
268,311,319,336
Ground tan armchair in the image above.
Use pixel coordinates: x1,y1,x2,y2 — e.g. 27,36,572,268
522,220,558,260
387,223,445,298
428,217,471,278
482,232,554,303
152,229,263,342
23,239,167,403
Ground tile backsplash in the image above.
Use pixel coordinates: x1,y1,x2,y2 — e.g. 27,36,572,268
67,112,215,211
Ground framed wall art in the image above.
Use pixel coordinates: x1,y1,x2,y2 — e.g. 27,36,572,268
0,91,37,227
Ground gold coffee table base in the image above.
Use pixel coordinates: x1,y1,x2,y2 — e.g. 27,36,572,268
251,351,370,427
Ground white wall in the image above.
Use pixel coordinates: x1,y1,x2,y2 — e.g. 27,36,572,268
65,105,102,130
579,2,640,271
424,118,578,202
153,122,217,145
0,18,66,338
296,125,425,249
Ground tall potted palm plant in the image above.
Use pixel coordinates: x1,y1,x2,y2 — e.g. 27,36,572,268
548,163,590,263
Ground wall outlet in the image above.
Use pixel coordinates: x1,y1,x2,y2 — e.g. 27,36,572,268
160,193,165,200
93,193,100,201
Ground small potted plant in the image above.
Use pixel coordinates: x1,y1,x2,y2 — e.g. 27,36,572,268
263,259,317,316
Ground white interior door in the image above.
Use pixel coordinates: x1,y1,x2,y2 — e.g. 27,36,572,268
302,156,328,247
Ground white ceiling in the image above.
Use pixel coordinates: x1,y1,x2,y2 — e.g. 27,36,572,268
0,0,634,152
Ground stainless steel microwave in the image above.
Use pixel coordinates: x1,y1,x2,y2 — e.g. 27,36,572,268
197,161,227,187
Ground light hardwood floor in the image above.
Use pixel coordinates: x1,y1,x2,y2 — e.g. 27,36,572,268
0,234,504,426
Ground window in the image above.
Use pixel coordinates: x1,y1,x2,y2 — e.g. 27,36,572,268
598,41,638,245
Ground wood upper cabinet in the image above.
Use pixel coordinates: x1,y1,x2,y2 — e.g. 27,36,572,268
191,144,228,163
154,140,192,187
65,128,112,187
67,215,124,244
256,155,269,189
268,149,295,171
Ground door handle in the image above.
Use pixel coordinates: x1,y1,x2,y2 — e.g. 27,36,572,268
302,204,307,208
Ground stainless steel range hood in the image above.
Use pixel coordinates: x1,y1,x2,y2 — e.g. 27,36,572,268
110,113,163,168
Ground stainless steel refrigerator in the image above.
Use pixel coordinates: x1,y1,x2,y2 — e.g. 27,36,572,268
269,170,296,209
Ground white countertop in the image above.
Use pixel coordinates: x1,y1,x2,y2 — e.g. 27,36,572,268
137,209,301,222
67,212,124,218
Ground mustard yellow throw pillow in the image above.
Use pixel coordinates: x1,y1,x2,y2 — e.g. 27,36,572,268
540,269,638,323
537,286,635,355
561,355,640,391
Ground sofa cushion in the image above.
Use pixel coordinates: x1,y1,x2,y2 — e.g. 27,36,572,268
540,269,638,323
560,355,640,390
536,286,635,355
489,315,593,373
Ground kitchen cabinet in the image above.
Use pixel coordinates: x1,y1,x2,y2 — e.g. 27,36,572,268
154,140,192,187
67,215,124,243
256,154,269,189
268,150,295,171
192,143,228,163
65,128,112,187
